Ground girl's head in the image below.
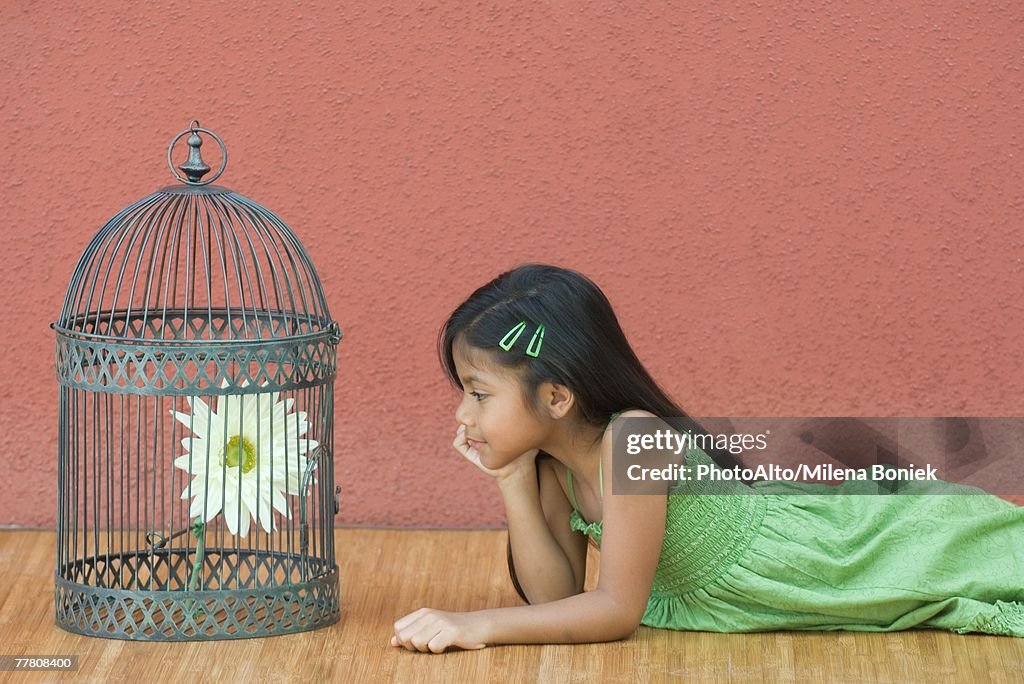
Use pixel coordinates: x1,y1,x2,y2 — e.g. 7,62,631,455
438,264,689,460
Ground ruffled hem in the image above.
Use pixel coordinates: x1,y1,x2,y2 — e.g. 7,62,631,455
640,594,780,634
568,509,603,545
641,595,687,631
640,594,748,633
954,600,1024,638
641,594,1024,637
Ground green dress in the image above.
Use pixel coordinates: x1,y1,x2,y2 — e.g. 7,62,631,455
567,439,1024,637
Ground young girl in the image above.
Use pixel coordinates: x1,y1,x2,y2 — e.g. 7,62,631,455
390,264,1024,653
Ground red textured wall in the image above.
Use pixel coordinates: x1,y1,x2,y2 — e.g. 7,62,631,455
2,3,1022,528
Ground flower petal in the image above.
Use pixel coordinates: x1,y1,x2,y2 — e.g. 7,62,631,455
189,493,208,519
223,497,241,536
178,437,211,454
205,481,225,516
174,452,213,476
187,396,214,435
258,497,275,533
257,391,279,431
219,392,243,438
270,486,289,515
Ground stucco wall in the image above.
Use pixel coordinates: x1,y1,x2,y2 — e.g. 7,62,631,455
2,2,1022,527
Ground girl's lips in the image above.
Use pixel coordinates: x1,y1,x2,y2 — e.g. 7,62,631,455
467,438,485,450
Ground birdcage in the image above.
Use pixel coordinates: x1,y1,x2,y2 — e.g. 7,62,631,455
52,121,342,640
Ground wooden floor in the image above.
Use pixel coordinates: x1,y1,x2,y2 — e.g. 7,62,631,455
1,529,1023,683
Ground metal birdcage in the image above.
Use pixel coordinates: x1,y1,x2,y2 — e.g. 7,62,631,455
52,121,342,640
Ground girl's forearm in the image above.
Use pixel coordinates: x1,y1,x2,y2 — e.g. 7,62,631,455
479,588,638,645
498,471,579,604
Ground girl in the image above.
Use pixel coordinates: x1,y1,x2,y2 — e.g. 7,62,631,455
390,264,1024,653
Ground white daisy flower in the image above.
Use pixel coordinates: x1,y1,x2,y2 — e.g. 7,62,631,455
171,380,318,538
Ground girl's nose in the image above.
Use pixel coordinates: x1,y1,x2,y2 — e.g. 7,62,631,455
455,399,470,426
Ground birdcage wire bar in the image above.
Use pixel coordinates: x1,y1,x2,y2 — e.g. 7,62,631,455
53,123,342,640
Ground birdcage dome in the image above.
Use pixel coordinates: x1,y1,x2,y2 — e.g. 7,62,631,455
54,128,340,397
52,122,341,641
57,182,334,341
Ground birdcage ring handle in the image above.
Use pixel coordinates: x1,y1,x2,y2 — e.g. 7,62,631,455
166,121,228,186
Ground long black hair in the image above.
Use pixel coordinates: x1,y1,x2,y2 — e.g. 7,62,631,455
439,263,687,434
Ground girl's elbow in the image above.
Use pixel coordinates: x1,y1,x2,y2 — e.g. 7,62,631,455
603,625,637,642
572,613,637,643
609,615,643,641
596,593,645,640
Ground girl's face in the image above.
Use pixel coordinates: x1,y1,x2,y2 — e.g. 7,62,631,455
452,344,549,470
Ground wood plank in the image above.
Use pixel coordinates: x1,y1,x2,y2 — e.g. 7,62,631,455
1,529,1022,682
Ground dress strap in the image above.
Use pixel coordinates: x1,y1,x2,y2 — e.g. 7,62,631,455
567,405,630,510
566,462,603,508
566,469,580,510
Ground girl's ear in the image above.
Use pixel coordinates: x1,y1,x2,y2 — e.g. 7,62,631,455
540,382,575,419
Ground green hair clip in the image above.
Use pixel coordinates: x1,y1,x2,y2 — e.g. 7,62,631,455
526,324,545,357
499,321,546,358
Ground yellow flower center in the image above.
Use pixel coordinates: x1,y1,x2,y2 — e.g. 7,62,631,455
221,435,257,474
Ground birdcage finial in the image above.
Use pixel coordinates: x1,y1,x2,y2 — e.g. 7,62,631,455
167,120,228,186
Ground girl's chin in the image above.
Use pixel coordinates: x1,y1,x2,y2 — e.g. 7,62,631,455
479,450,507,470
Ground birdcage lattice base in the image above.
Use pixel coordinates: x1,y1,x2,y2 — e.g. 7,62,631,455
55,549,340,640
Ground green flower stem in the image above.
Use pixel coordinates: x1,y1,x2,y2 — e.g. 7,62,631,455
185,518,206,621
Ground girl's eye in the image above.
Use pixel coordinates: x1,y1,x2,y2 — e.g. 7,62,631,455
470,391,487,401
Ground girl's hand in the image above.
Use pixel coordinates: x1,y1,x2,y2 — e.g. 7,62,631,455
453,425,538,482
390,608,490,653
